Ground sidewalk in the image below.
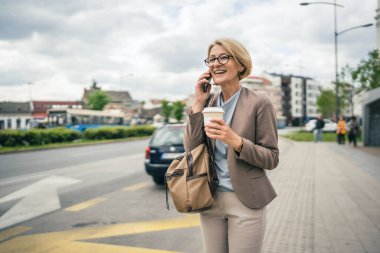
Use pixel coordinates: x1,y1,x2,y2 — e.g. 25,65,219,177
263,138,380,253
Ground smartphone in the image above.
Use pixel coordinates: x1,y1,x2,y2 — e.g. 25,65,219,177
202,76,212,93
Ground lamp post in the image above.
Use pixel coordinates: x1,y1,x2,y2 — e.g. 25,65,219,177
300,1,373,120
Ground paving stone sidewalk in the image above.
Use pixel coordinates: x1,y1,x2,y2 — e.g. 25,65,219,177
263,138,380,253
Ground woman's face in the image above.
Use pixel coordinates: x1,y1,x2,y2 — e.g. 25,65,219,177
208,44,242,86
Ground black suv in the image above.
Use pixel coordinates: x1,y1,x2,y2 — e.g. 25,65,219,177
144,124,186,184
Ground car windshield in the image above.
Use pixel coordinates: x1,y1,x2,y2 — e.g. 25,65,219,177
150,126,185,146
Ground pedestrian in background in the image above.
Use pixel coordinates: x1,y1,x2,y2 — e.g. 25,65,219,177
336,116,346,144
184,38,279,253
348,116,359,147
314,115,325,143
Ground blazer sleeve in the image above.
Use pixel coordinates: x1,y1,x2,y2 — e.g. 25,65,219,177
183,111,204,153
236,97,279,170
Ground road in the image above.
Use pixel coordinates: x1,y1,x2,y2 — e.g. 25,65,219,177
1,135,379,252
0,139,203,253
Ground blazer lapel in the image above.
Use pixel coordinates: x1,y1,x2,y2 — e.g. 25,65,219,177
210,93,219,150
230,87,246,135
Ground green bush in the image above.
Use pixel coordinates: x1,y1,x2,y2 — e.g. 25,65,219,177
48,128,81,143
0,128,81,147
83,125,156,140
0,129,25,147
24,130,44,145
83,127,118,140
0,125,154,147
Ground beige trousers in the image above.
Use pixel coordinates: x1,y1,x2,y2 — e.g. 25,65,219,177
200,192,266,253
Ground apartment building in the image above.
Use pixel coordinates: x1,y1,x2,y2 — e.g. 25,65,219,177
269,73,322,126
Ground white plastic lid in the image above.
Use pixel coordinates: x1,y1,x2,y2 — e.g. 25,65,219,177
202,107,224,113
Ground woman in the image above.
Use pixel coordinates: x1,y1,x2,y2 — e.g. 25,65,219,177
336,116,347,145
184,38,279,253
348,116,359,147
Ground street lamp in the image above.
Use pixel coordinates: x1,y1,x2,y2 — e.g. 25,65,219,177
300,1,373,120
337,23,373,36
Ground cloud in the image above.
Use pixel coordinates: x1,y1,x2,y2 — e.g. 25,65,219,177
0,0,376,102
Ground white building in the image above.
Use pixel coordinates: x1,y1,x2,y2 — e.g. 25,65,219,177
353,91,365,118
289,77,321,119
0,102,33,130
265,73,322,126
305,79,322,117
290,77,303,119
240,75,283,117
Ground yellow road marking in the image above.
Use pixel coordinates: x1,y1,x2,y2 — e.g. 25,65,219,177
55,241,181,253
0,215,199,253
122,181,150,192
64,197,107,212
0,226,31,242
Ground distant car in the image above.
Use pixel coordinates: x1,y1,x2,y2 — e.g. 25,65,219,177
144,124,186,185
304,119,337,132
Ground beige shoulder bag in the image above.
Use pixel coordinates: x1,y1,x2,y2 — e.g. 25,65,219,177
165,94,219,213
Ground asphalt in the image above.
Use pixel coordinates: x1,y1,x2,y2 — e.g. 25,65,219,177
262,138,380,253
1,137,379,253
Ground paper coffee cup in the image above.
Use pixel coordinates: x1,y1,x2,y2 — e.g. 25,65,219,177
202,107,224,125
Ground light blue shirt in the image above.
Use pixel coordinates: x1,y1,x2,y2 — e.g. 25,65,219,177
214,87,242,192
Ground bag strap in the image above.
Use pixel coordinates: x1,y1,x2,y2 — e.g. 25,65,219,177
202,93,219,192
186,94,215,178
202,93,216,157
186,151,194,176
165,177,169,210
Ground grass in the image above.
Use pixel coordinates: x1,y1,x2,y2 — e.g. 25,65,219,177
281,130,362,142
280,131,338,142
0,136,150,154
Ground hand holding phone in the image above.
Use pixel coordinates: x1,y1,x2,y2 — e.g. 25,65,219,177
202,76,212,93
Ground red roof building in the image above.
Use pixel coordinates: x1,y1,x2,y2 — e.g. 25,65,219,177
32,101,83,119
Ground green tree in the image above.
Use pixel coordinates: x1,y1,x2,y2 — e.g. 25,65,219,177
337,81,352,115
172,101,186,122
352,49,380,91
87,90,109,110
317,89,336,118
161,99,173,123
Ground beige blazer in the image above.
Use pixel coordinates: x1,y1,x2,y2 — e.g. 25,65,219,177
184,87,279,209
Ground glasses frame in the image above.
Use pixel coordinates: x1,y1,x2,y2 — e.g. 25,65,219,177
204,54,233,67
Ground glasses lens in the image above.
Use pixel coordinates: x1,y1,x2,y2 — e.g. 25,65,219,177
205,58,216,66
219,55,230,64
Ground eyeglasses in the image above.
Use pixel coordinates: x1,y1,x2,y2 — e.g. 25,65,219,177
204,54,233,67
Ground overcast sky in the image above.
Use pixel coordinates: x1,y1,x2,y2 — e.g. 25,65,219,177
0,0,376,102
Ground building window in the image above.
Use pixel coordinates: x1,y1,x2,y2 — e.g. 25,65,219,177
7,119,12,128
0,120,4,129
16,118,21,129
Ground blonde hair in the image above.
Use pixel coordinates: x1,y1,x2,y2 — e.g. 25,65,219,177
207,38,252,80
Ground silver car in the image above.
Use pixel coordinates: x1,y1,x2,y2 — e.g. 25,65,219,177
304,119,337,132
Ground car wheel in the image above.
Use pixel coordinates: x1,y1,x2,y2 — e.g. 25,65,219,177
152,176,165,185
